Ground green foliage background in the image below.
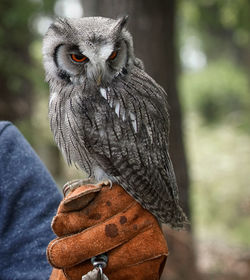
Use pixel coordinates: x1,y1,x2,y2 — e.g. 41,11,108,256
177,0,250,251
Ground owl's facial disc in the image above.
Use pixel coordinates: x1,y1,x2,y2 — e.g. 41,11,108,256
43,16,135,87
54,40,128,87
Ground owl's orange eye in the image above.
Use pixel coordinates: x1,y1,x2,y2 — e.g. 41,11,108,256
109,50,118,60
70,53,88,63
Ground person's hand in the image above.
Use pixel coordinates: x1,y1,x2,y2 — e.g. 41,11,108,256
48,183,168,280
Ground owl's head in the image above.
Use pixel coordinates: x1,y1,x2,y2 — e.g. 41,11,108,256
43,16,135,87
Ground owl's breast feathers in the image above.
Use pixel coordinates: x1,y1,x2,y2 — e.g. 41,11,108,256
49,67,187,227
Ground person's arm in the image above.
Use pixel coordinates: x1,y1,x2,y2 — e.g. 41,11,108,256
0,121,62,280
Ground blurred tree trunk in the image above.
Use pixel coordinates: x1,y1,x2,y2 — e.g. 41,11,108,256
82,0,202,279
0,1,34,121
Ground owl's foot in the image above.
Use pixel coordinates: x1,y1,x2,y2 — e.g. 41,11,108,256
95,179,113,189
63,178,95,197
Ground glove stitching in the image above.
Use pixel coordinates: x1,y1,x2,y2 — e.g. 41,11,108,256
47,237,64,269
122,253,168,268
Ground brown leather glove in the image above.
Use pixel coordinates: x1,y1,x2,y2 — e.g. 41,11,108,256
48,183,168,280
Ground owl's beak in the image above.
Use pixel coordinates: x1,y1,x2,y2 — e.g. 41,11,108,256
94,64,104,86
96,75,102,86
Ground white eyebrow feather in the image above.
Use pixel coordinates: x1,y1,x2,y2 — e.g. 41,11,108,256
99,44,113,59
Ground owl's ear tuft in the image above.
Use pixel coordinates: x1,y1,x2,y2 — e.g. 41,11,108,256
114,15,129,32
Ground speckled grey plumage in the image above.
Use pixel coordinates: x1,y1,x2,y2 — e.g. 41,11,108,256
43,16,187,228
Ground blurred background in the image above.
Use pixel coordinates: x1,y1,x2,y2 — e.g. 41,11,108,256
0,0,249,279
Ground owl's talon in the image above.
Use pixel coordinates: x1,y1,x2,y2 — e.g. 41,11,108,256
108,180,113,189
63,178,95,197
95,179,113,189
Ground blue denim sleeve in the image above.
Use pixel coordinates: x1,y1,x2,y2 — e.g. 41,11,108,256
0,121,62,280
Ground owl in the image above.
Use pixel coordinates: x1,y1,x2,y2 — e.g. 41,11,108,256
43,16,187,228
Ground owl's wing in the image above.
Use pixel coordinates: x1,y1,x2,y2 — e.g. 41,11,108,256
75,67,187,227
